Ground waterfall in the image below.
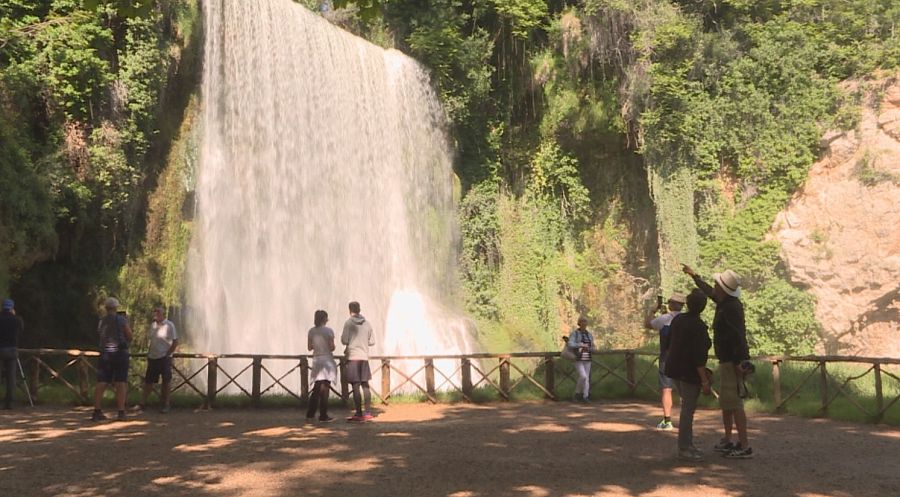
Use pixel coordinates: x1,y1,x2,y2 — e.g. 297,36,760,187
188,0,474,373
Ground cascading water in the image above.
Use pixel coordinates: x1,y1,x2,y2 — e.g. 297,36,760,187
188,0,475,381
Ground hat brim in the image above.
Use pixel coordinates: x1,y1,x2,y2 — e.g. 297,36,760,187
713,273,741,298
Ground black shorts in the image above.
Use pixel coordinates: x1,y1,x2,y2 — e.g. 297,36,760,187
97,350,130,383
345,360,372,383
144,356,173,384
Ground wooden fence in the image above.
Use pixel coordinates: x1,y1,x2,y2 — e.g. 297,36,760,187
15,349,900,422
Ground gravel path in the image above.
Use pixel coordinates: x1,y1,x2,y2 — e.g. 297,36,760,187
1,401,897,497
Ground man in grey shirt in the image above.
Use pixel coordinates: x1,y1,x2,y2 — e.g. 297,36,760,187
341,301,375,422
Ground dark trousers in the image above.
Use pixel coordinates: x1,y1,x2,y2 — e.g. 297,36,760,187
306,380,330,419
676,380,701,450
351,381,371,416
0,347,16,408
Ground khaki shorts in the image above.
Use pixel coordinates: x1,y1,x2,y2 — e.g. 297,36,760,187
718,362,743,410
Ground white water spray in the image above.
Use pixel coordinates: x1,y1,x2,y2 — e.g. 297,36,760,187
188,0,474,373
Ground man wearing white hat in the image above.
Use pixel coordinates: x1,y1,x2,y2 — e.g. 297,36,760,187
644,292,686,430
683,265,753,459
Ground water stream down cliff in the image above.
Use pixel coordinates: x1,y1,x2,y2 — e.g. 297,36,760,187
187,0,475,371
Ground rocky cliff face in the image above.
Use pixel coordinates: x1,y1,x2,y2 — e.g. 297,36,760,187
773,76,900,357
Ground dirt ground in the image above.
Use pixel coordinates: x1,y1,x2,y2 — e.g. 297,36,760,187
1,401,898,497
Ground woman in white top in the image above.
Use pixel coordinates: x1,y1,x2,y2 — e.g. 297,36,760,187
567,316,595,402
306,310,336,422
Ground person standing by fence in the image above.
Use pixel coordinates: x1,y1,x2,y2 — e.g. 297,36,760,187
342,301,375,422
0,298,23,410
568,316,595,403
306,309,336,422
644,292,685,430
92,297,133,421
664,289,712,460
139,306,178,413
683,265,753,459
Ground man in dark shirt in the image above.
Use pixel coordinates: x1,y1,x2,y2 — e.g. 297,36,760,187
0,298,24,409
665,289,712,460
683,265,754,459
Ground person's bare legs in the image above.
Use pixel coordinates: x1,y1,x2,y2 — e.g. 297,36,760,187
141,383,152,407
734,408,749,448
115,382,127,412
662,387,673,418
722,409,735,441
161,379,171,409
93,382,107,410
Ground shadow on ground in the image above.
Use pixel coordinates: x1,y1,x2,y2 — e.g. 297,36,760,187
0,401,897,497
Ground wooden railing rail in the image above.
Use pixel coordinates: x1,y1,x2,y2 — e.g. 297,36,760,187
14,349,900,423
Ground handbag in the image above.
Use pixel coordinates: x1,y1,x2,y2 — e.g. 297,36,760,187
560,343,576,361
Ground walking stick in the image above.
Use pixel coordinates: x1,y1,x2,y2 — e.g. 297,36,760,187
17,356,34,407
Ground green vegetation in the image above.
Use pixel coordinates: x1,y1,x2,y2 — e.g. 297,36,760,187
331,0,900,356
0,0,200,345
3,1,900,360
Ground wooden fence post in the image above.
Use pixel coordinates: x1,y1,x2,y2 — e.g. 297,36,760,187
499,356,510,400
425,358,436,398
545,356,556,400
461,357,473,399
772,360,782,411
206,357,218,409
381,359,391,405
300,357,309,407
819,361,828,415
78,356,90,403
874,362,884,422
340,358,349,405
251,356,262,408
626,352,636,395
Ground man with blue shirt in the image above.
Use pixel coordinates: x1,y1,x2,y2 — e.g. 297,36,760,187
645,292,686,430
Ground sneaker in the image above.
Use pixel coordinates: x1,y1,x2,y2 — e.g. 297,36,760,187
319,416,335,423
724,446,754,459
116,410,127,421
713,439,736,453
362,412,375,421
347,415,365,422
678,448,703,461
656,420,674,431
91,409,107,421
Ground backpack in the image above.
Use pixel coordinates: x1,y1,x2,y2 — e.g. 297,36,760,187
99,315,127,352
